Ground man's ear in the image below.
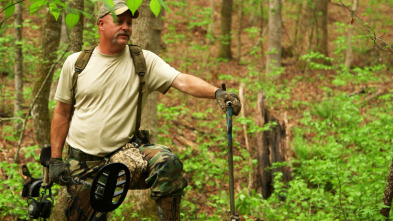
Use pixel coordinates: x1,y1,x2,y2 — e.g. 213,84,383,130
98,19,104,30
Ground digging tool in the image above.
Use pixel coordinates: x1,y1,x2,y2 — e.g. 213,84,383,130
223,84,240,221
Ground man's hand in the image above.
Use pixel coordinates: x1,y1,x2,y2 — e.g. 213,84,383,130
215,89,242,116
49,158,71,186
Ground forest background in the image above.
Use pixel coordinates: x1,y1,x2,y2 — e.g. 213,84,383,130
1,0,393,220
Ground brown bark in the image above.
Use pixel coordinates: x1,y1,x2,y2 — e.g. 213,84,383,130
239,84,253,191
69,0,84,54
259,1,265,71
315,0,328,57
236,0,244,62
207,0,215,45
266,0,282,76
13,2,23,130
295,0,329,67
218,0,233,59
31,7,62,148
255,92,291,199
60,11,69,45
381,158,393,219
344,0,358,68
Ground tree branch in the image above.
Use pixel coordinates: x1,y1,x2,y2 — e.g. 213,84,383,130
14,45,69,162
0,0,25,28
338,0,393,53
0,0,25,14
0,117,23,122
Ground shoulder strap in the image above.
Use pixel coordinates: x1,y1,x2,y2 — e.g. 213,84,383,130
128,44,146,77
128,44,147,138
71,45,96,106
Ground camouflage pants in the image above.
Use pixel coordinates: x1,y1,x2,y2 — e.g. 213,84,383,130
64,143,188,221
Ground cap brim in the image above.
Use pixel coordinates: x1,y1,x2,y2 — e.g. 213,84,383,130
115,7,129,15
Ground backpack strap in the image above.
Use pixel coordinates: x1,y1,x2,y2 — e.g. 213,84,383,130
71,45,96,107
128,44,147,140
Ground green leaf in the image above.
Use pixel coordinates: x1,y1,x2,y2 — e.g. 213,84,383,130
30,0,46,14
158,0,171,13
4,2,15,18
150,0,161,17
127,0,142,15
65,12,80,30
49,2,61,21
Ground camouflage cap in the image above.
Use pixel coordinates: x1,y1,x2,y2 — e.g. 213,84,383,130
97,0,139,22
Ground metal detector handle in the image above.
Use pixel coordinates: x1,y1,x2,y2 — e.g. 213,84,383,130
72,177,92,187
43,167,50,186
223,84,239,220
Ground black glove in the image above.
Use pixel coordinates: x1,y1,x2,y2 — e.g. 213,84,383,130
49,158,71,186
215,89,242,116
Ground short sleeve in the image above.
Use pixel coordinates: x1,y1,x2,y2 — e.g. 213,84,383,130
143,50,180,94
54,52,80,104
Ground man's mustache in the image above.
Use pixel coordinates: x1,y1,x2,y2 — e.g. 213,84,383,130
115,31,130,38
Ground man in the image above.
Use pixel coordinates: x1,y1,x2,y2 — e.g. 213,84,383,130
49,1,241,220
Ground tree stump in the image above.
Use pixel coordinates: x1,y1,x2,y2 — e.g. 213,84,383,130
254,92,291,199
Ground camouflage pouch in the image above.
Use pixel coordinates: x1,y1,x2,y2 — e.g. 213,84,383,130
109,143,148,188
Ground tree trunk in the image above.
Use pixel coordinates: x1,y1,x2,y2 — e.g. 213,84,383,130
69,0,84,54
127,0,164,218
259,1,265,71
295,0,329,67
31,6,62,148
60,11,69,45
315,0,328,57
239,84,253,192
266,0,282,76
14,2,23,130
218,0,233,60
381,158,393,219
255,92,291,199
207,0,215,45
344,0,358,68
236,0,244,62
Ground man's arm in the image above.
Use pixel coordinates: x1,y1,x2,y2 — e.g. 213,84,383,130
171,73,242,116
171,73,219,99
50,101,72,158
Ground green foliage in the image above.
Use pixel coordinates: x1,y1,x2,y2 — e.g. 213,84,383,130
4,2,15,19
300,51,334,70
149,0,161,17
0,146,42,220
127,0,143,15
334,64,386,86
65,11,80,30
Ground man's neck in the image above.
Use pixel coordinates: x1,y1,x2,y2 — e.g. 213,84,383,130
98,42,126,55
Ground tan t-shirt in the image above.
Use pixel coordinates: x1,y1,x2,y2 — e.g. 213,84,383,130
55,45,180,156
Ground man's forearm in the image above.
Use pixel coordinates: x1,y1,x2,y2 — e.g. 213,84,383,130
172,73,219,99
51,113,70,158
51,102,72,158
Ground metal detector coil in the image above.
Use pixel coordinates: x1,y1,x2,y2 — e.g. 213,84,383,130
90,162,130,213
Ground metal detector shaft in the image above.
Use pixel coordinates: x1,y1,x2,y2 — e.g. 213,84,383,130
226,101,239,220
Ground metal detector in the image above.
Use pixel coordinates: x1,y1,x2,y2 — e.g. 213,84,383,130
21,146,131,219
223,84,240,221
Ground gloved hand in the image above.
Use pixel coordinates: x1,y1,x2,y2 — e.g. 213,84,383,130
215,89,242,116
49,158,71,186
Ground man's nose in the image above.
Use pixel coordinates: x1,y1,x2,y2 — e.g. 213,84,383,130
120,22,130,30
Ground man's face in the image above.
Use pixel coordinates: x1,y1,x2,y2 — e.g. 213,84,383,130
99,11,133,47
